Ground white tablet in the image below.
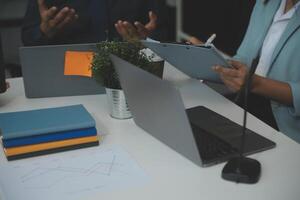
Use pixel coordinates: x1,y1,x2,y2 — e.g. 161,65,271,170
142,40,230,82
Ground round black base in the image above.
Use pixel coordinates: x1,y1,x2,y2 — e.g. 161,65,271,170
222,157,261,184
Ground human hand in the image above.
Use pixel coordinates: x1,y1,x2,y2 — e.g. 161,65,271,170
38,0,78,38
187,36,203,45
0,81,9,93
115,11,158,41
212,60,255,92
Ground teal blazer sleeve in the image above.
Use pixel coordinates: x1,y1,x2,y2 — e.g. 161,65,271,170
233,0,300,142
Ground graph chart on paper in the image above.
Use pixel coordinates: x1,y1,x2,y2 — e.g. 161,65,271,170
0,146,148,200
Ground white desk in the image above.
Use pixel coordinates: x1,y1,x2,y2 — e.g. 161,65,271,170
1,78,300,200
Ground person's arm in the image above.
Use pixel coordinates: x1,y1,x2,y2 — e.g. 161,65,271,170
22,0,78,46
213,60,293,106
252,75,293,106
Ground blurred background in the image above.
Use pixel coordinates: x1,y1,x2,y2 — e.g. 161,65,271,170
0,0,255,78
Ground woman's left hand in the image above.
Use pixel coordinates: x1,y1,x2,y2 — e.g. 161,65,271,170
213,60,294,106
212,60,250,92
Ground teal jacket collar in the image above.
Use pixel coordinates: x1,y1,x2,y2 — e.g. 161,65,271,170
259,0,300,73
271,5,300,69
252,0,300,74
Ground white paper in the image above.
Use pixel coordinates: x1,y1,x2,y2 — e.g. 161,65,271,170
0,145,148,200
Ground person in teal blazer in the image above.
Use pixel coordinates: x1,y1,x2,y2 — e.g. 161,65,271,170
211,0,300,143
117,0,300,143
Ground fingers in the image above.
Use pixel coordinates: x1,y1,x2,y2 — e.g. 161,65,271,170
212,65,240,77
49,7,72,27
133,11,158,39
56,9,78,30
38,0,47,13
218,71,244,92
148,11,158,23
115,20,129,38
134,21,149,38
115,11,158,41
220,77,241,92
44,6,58,21
228,60,245,69
146,11,157,31
40,6,77,38
187,36,203,45
213,65,246,92
38,0,58,21
115,20,140,41
124,21,139,36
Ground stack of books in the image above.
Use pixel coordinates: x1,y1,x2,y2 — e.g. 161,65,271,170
0,105,100,161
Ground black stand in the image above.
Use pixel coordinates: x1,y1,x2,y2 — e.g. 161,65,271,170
221,57,261,184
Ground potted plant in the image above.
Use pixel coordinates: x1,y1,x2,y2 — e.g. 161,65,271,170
91,41,163,119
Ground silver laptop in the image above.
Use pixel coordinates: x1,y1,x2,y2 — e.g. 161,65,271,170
20,43,105,98
110,54,275,167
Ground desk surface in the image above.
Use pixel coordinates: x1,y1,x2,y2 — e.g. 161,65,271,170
0,78,300,200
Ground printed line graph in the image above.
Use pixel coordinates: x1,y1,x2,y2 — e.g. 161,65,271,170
18,155,121,186
0,146,148,200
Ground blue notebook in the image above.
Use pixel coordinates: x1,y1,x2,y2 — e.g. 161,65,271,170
0,105,95,140
2,127,97,148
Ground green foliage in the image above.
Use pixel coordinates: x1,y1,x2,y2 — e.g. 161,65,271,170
91,41,156,89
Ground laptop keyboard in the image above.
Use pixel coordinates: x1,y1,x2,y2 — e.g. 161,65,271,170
191,124,238,162
185,106,275,165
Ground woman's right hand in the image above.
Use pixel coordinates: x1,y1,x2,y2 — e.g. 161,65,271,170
38,0,78,38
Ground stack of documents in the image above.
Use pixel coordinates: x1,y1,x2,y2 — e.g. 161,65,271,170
0,105,100,160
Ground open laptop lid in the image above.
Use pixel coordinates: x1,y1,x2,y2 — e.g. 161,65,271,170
142,40,229,83
110,54,202,166
20,43,105,98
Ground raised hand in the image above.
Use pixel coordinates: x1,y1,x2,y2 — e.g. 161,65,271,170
187,36,203,45
115,11,158,41
38,0,78,38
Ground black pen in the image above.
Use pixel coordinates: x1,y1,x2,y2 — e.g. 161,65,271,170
234,56,260,103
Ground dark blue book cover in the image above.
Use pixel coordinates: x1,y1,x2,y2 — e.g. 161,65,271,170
0,105,95,140
2,127,97,148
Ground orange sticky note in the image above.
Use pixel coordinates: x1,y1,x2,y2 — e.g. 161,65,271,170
64,51,94,77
